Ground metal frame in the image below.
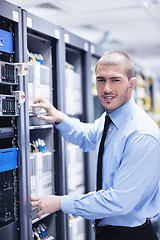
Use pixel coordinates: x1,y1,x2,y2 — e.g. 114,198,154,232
21,9,63,240
0,1,24,240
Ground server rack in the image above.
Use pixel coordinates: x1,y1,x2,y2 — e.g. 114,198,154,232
54,28,68,240
0,1,24,240
21,10,64,240
61,29,94,240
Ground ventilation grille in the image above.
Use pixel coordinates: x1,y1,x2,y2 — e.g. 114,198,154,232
37,2,61,10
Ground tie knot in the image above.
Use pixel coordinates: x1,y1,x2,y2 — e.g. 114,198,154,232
105,115,112,126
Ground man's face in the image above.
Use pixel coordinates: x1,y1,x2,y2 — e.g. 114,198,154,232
96,64,136,114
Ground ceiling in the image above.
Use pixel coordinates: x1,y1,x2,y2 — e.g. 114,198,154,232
6,0,160,75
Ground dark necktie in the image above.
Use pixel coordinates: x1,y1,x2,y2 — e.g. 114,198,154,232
96,115,112,191
95,115,112,227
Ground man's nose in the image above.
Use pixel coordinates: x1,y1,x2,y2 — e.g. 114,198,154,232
104,82,112,93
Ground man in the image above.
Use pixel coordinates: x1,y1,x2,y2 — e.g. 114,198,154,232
31,51,160,240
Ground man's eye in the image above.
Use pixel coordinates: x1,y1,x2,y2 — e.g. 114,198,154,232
97,79,105,82
112,79,120,82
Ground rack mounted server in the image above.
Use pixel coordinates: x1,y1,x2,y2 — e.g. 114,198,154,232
0,62,18,85
0,94,19,116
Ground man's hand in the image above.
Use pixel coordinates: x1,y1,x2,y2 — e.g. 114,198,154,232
31,195,62,219
31,96,64,124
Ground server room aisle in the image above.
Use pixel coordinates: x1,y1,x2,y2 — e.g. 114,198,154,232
1,1,160,240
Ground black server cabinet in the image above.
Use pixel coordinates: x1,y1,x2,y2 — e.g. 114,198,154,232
61,29,94,240
22,10,64,240
0,1,24,240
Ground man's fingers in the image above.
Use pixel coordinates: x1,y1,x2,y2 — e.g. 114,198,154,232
36,115,48,121
38,205,42,214
37,209,43,219
31,102,47,109
31,197,41,202
32,96,46,104
31,200,40,208
37,115,54,123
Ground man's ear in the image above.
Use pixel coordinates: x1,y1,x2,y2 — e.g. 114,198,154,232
130,77,136,90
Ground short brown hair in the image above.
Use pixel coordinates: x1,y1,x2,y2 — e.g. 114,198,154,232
96,51,135,80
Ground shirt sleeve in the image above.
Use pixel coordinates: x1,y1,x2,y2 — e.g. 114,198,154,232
61,134,160,220
55,114,98,152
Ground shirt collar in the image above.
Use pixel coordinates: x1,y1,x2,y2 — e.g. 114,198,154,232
107,97,136,129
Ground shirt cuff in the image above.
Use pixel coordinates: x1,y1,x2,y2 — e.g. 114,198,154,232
61,195,78,215
54,114,72,132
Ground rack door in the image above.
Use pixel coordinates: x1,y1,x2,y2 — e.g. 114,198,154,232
0,2,24,240
22,10,62,240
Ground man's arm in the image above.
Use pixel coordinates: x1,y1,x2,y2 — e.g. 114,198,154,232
32,96,99,152
61,134,160,219
32,134,160,220
31,96,64,124
31,195,62,218
30,97,98,217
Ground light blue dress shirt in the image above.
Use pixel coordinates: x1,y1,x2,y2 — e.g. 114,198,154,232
56,97,160,227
